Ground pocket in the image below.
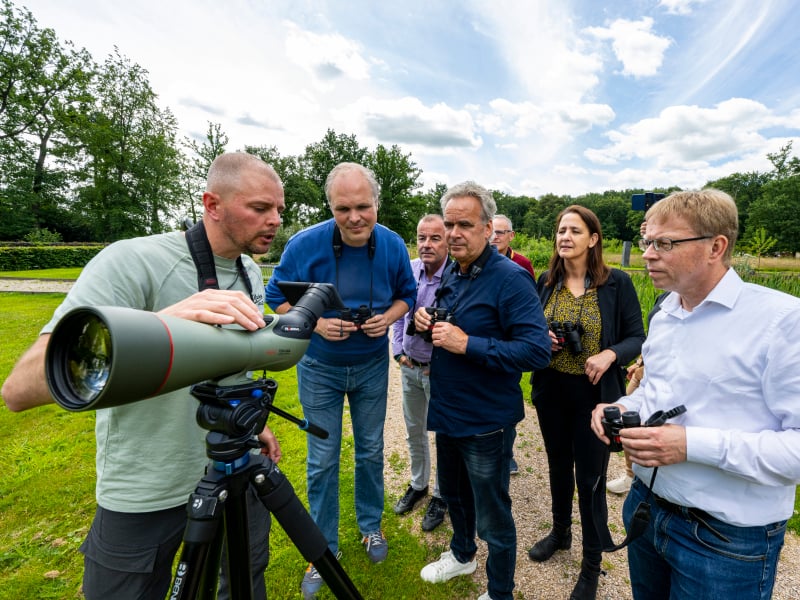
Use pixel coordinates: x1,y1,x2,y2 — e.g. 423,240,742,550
81,526,159,574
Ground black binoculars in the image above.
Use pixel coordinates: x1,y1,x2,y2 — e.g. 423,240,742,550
550,320,584,355
601,404,687,452
340,305,373,328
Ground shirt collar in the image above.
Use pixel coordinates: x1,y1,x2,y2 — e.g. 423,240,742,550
662,267,741,315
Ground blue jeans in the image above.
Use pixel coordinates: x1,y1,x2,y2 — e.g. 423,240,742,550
436,427,516,600
399,363,439,496
624,477,787,600
297,351,388,554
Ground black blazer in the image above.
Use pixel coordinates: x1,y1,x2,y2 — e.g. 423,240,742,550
533,268,646,404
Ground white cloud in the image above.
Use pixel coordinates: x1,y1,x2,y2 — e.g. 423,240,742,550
284,22,376,86
336,97,482,150
478,98,615,140
469,1,604,105
585,98,785,169
658,0,710,16
584,18,672,78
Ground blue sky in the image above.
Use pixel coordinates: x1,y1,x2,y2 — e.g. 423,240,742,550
19,0,800,196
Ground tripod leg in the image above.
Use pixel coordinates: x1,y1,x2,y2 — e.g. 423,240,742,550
218,470,255,599
169,476,227,600
249,455,364,600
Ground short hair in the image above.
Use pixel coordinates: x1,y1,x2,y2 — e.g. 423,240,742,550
324,162,381,210
206,152,281,197
646,189,738,265
440,181,496,224
418,213,444,228
493,214,513,230
545,205,610,288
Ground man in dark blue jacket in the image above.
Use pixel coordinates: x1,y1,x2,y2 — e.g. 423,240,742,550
413,181,551,600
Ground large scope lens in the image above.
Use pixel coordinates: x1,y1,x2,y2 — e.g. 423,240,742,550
66,315,112,403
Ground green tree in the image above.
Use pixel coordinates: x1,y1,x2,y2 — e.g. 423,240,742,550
746,176,800,254
71,49,182,241
0,0,94,240
300,129,369,223
244,144,319,228
367,143,423,241
493,191,534,234
706,172,769,238
415,182,448,216
180,121,228,224
523,193,569,238
744,227,778,267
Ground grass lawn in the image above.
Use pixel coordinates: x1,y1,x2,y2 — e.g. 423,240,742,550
1,264,799,598
0,292,476,599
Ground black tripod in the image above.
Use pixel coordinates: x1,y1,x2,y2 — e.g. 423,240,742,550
168,377,364,600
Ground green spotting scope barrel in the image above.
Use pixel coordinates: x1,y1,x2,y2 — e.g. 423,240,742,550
45,282,343,411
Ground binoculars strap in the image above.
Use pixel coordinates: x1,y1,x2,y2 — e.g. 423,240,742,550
592,448,659,553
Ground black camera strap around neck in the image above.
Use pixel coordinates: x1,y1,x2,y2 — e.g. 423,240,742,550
549,275,591,325
185,220,253,296
333,225,375,313
435,243,492,316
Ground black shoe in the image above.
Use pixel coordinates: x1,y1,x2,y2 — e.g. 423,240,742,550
393,485,428,515
569,560,602,600
527,528,572,562
421,496,447,531
509,457,519,475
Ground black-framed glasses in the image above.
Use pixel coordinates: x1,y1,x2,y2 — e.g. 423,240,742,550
492,229,512,235
638,236,711,252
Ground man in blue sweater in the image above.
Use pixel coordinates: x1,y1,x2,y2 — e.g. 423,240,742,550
265,162,416,599
414,181,551,600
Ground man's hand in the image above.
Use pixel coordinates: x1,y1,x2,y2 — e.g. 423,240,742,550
360,313,390,338
590,402,627,444
258,425,282,463
620,425,687,467
159,289,266,331
314,316,358,341
431,322,468,354
413,307,433,333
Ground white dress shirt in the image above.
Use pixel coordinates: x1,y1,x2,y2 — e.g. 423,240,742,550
625,268,800,527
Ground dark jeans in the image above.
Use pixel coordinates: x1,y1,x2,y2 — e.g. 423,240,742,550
624,478,787,600
436,427,516,600
532,367,606,560
80,484,270,600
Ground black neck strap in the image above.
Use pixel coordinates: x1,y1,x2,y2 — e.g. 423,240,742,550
332,225,375,311
185,220,253,296
435,243,492,315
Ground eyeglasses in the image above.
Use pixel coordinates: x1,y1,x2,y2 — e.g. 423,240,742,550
638,236,711,252
492,229,512,236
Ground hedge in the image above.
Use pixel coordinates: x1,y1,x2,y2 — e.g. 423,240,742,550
0,245,105,271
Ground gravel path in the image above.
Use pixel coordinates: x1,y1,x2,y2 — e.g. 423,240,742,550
3,278,798,599
383,361,800,600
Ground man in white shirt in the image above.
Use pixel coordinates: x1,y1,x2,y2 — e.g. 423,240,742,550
591,188,800,600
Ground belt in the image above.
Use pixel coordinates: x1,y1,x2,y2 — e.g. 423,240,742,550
408,357,430,368
652,493,730,543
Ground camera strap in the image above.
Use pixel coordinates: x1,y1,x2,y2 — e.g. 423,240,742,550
333,225,375,313
592,450,657,552
548,275,590,326
185,220,253,296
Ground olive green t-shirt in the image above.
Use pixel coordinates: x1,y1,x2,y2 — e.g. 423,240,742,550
42,232,264,512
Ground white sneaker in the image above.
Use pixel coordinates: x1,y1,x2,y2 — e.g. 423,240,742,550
420,550,477,583
477,593,494,600
607,474,633,494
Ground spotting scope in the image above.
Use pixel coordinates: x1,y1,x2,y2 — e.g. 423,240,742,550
45,282,343,411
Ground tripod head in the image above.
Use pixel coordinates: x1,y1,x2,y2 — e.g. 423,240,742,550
191,376,328,466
